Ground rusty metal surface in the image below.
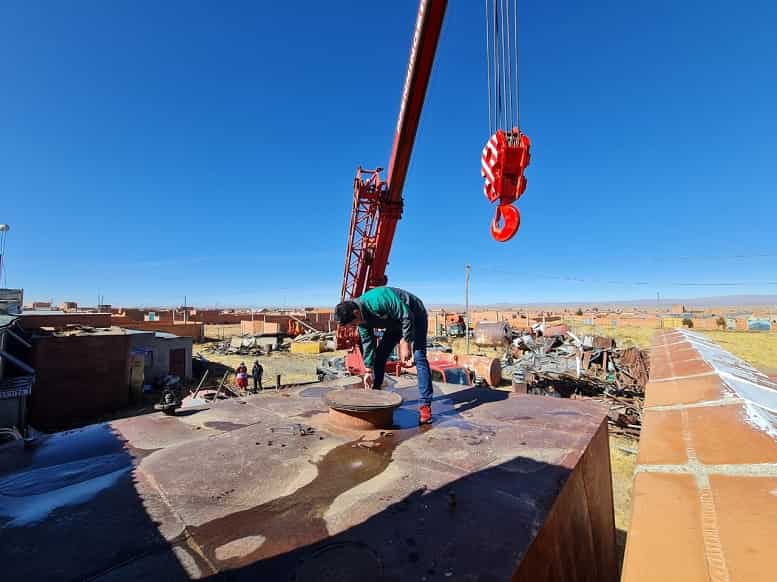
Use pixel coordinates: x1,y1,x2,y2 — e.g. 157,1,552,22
0,379,615,581
617,346,650,387
324,388,403,412
456,354,503,387
473,320,512,346
327,407,397,431
427,352,502,387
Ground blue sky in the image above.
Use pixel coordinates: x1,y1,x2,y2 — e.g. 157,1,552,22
1,1,775,307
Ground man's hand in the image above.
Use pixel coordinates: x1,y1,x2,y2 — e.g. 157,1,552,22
399,339,413,367
364,369,374,389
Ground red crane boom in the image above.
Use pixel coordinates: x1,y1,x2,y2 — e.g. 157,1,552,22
336,0,530,368
339,0,447,319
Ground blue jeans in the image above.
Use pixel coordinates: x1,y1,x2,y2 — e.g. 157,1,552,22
372,312,433,406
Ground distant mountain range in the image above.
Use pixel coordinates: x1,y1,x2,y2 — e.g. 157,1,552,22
430,294,777,310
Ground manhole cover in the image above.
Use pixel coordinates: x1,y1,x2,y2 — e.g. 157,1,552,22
295,542,381,582
324,389,402,412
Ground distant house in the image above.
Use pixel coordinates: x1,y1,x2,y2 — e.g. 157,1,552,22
22,321,191,430
725,312,752,331
747,318,772,332
128,331,192,382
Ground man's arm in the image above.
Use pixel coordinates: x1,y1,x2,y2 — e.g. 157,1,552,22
358,324,376,368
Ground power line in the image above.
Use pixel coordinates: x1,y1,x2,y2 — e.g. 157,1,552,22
473,265,777,288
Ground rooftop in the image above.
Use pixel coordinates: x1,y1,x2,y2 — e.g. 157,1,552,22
153,331,185,340
0,379,614,580
36,325,142,337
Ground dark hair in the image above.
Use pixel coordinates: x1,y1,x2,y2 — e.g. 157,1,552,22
334,301,359,325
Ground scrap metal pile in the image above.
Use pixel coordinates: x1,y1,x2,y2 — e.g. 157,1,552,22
202,336,277,356
505,332,650,438
292,330,335,346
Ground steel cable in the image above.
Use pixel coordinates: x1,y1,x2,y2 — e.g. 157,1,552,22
499,0,510,129
494,1,502,131
491,0,499,133
514,0,520,130
485,0,521,132
505,0,513,128
484,0,493,134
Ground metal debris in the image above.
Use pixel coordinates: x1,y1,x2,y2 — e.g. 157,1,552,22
316,355,348,381
505,332,649,438
203,336,267,356
292,331,335,353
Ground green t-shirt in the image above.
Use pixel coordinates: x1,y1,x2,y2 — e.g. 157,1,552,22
355,286,425,368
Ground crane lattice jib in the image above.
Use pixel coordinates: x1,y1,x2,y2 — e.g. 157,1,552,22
339,167,386,302
339,0,447,304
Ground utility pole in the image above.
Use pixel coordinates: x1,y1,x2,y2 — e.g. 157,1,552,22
0,224,10,287
184,295,188,324
465,264,471,355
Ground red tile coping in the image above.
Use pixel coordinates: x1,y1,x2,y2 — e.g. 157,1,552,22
622,330,777,581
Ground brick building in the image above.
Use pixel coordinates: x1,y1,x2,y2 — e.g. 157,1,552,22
28,327,134,429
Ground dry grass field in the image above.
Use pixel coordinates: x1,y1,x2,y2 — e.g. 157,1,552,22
699,330,777,374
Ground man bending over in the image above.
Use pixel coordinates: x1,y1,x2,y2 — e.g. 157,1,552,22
334,286,433,424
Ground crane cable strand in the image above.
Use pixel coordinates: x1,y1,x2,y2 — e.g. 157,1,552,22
494,1,501,131
485,0,520,133
514,0,520,131
491,0,499,131
500,0,507,131
502,0,513,129
484,0,492,134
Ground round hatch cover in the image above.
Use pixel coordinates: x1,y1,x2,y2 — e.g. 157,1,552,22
324,389,403,412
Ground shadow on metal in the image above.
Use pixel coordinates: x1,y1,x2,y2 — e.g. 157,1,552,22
0,424,190,580
202,455,573,582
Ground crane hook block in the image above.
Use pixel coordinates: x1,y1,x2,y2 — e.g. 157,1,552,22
480,129,531,242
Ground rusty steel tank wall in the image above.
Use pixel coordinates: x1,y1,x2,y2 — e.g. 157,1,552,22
513,417,617,581
622,329,777,581
473,320,512,346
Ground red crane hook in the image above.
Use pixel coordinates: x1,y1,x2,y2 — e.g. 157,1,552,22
490,204,521,242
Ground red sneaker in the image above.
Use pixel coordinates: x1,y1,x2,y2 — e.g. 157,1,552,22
419,404,433,425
